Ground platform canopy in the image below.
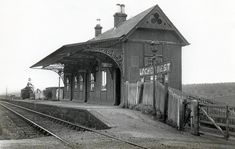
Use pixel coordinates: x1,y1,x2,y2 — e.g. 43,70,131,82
30,38,121,69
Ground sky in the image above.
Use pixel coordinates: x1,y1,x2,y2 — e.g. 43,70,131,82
0,0,235,94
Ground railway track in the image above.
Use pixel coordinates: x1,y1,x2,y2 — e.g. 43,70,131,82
0,101,149,149
0,105,43,139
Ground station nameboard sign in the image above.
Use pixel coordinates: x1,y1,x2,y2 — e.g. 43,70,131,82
139,62,171,76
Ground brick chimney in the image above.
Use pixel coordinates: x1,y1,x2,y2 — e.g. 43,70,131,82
114,4,127,27
94,19,102,37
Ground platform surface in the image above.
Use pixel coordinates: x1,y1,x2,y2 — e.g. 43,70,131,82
1,99,235,148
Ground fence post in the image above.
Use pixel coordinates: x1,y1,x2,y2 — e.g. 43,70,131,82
225,105,229,140
181,100,187,130
191,100,200,136
135,82,139,105
124,81,129,108
163,81,169,123
138,82,144,104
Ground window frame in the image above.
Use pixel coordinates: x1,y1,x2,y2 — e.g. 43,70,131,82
74,76,78,89
66,77,70,91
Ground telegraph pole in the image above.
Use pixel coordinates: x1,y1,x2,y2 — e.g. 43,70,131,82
150,41,164,117
152,56,156,115
151,42,162,116
140,41,171,120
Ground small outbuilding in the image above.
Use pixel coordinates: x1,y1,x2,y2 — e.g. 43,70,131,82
43,87,63,100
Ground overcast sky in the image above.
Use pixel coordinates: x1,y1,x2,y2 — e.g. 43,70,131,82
0,0,235,94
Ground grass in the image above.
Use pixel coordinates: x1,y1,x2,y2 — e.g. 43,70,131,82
183,82,235,106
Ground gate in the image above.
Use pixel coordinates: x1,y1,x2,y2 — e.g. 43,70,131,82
200,104,230,139
190,99,235,140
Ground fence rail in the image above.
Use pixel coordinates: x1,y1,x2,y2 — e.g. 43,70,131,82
188,95,235,140
198,103,235,139
199,104,235,127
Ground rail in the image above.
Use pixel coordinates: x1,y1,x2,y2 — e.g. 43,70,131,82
0,101,149,149
0,102,75,149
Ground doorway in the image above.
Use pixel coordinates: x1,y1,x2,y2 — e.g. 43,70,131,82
84,73,89,102
114,68,121,105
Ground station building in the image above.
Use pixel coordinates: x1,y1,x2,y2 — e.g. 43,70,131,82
31,4,189,105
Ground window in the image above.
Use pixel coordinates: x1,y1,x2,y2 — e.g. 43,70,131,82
150,75,157,81
101,71,107,91
79,75,83,91
90,73,95,91
74,76,78,89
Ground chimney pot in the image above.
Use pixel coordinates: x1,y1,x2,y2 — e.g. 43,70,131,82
114,4,127,27
94,19,102,37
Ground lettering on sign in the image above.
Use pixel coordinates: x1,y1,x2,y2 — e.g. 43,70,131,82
139,62,171,76
139,66,154,76
156,62,171,74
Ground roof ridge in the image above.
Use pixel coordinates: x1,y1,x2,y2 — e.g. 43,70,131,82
89,5,155,41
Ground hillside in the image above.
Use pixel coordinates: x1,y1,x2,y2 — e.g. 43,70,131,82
182,82,235,106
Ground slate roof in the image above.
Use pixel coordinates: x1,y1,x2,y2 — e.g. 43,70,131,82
90,5,189,45
89,6,154,42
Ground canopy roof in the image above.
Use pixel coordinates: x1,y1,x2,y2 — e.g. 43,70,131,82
30,38,120,68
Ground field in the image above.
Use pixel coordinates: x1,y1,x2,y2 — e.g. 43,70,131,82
183,82,235,106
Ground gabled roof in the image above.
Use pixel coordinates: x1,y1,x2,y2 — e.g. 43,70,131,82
90,4,189,45
90,6,154,41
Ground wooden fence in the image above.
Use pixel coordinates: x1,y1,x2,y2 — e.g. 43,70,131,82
124,80,235,138
199,104,235,136
167,88,187,130
124,81,187,130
